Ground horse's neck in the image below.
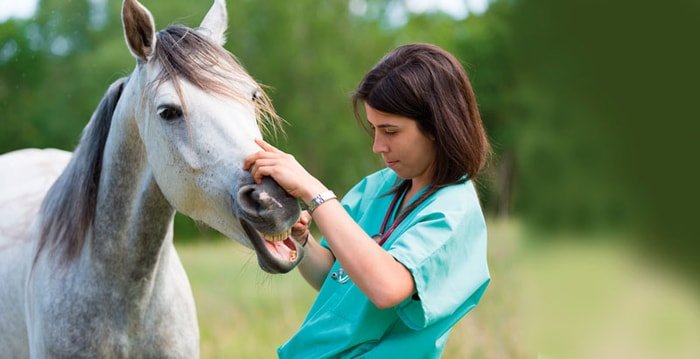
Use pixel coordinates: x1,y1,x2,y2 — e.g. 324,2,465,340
92,114,176,290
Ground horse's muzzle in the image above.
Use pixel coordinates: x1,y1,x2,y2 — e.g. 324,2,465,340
232,175,303,273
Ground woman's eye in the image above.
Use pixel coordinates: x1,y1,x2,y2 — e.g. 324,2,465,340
157,105,183,121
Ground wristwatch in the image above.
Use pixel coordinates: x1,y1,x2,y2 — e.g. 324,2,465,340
307,190,337,214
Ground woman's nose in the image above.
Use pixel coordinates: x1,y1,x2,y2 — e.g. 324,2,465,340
372,135,388,154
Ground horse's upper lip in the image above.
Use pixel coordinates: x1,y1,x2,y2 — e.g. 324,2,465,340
238,220,303,274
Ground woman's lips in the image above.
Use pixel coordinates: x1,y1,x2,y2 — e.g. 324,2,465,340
385,160,398,168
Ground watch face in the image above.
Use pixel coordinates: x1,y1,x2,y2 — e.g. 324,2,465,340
309,191,335,213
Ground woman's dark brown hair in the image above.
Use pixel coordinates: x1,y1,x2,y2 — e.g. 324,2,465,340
352,43,490,210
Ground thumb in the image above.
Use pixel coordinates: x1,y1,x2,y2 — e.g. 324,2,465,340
299,210,311,225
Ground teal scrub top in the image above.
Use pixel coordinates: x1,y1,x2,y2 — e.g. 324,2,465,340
278,169,490,358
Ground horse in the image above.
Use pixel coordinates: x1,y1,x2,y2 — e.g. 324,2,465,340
0,0,304,357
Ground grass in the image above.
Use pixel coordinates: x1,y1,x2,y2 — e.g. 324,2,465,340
177,241,315,358
178,220,700,358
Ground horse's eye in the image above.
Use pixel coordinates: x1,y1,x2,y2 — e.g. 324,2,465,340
157,105,183,121
252,90,260,102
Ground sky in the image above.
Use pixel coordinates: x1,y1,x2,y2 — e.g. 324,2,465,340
0,0,490,23
0,0,39,22
406,0,489,18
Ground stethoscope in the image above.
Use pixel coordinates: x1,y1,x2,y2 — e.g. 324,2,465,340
330,185,421,284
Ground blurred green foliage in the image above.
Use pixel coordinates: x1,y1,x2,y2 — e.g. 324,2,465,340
1,0,698,278
507,0,700,279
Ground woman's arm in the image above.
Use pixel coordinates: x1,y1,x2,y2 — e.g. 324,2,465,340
244,139,415,308
311,199,415,309
296,233,335,291
290,211,334,290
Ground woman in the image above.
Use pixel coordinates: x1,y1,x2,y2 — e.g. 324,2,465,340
244,43,490,358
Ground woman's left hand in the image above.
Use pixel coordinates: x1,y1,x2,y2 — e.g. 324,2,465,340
243,139,327,203
291,210,312,245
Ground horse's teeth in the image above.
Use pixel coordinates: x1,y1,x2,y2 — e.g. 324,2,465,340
264,228,292,242
289,250,297,261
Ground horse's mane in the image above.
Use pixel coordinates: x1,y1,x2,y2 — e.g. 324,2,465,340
35,77,126,266
36,25,281,266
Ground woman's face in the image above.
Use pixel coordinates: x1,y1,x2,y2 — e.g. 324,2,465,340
365,103,436,188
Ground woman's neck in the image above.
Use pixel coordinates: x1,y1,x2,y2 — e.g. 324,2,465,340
400,180,428,212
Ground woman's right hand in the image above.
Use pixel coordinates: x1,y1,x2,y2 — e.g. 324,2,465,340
243,139,327,204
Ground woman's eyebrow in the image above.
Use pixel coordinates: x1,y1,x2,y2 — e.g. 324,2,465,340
376,124,399,128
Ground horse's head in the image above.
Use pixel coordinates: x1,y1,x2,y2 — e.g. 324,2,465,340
120,0,303,273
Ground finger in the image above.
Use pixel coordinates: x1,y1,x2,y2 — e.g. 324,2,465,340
249,163,270,184
245,152,276,173
291,231,309,242
299,210,311,225
291,224,308,236
251,160,283,184
249,158,273,177
255,138,283,154
243,159,253,171
248,162,258,181
243,151,265,170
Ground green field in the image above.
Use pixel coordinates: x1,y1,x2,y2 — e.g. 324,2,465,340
178,220,700,358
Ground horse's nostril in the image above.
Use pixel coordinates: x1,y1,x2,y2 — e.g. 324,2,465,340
241,190,285,217
237,185,262,214
243,189,260,211
238,186,252,203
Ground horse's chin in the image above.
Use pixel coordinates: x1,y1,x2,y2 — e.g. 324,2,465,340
239,220,304,274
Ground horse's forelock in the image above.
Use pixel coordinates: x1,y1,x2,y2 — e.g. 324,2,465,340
152,25,282,136
35,77,128,266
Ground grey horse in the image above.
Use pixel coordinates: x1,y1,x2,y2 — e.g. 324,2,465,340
0,0,304,357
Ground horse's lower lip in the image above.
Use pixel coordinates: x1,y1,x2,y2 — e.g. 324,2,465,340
238,220,302,274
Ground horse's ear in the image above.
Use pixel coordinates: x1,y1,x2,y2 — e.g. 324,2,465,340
122,0,156,62
198,0,228,46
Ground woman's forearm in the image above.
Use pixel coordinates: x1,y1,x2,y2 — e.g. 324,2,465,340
297,233,335,291
311,200,415,309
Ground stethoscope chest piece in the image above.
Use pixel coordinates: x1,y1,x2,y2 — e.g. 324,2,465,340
330,268,350,284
